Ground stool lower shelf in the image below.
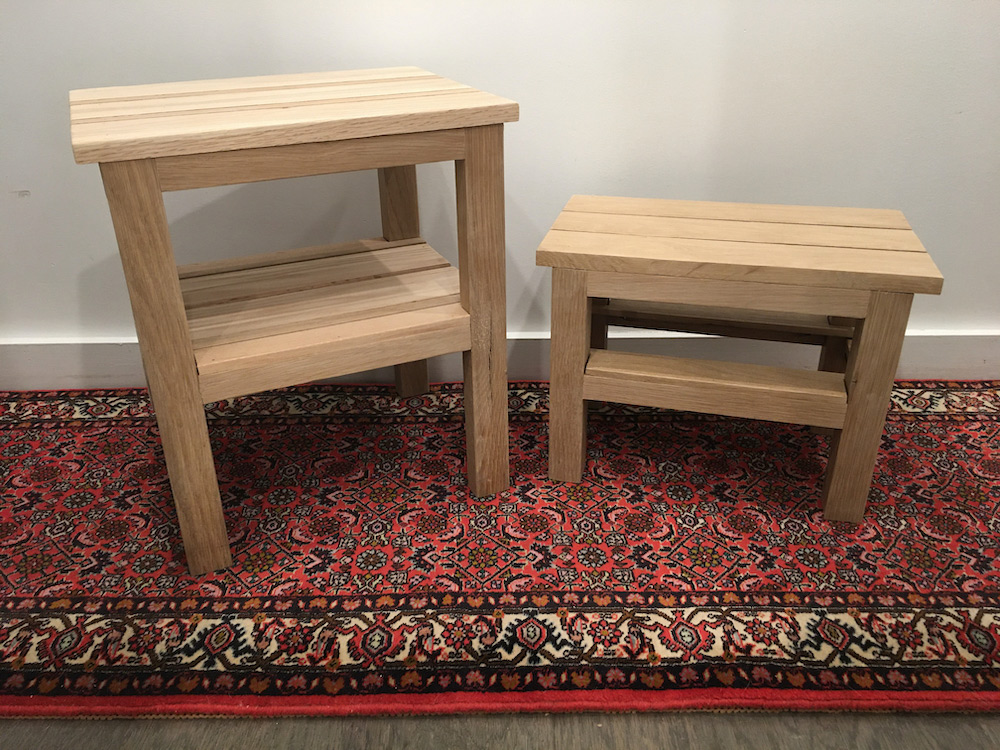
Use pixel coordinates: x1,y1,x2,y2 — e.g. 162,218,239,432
176,237,470,403
583,349,848,429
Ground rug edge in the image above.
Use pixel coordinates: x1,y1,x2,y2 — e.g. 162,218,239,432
2,688,999,718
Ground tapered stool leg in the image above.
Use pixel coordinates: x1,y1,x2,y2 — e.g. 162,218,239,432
379,165,430,397
101,159,232,574
822,291,912,522
456,125,509,495
548,268,590,482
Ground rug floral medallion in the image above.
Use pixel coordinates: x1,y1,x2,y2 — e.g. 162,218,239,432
0,381,998,716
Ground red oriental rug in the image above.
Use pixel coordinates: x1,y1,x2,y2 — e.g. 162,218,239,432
0,381,998,717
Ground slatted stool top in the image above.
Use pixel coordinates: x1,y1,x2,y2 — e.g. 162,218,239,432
70,66,519,163
537,195,943,295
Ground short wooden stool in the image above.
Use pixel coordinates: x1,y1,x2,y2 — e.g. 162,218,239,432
71,67,518,573
537,195,943,522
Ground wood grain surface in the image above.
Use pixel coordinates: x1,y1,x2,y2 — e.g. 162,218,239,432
548,267,591,481
379,163,430,397
177,239,459,350
99,159,231,574
71,67,517,163
823,291,914,520
584,349,848,428
455,125,509,496
195,304,471,403
156,130,465,191
538,195,943,294
540,229,942,294
587,272,871,318
563,194,913,229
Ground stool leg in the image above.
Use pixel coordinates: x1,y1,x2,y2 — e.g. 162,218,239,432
818,335,850,374
590,298,610,350
811,335,851,436
378,165,430,397
456,125,509,496
822,292,912,522
100,159,232,575
549,268,590,482
587,298,609,414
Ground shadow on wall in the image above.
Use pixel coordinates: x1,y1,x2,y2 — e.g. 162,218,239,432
77,253,141,387
163,170,382,265
505,195,547,333
415,159,549,336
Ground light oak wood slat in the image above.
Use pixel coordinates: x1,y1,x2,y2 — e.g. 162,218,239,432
539,230,943,294
564,195,911,230
99,159,231,574
157,131,465,191
553,211,926,252
823,292,913,521
71,78,471,121
72,91,518,163
549,268,591,481
456,124,509,496
196,304,472,404
583,350,848,429
600,300,857,338
70,66,434,103
186,266,461,349
379,163,429,397
176,237,422,280
180,243,449,309
588,272,872,318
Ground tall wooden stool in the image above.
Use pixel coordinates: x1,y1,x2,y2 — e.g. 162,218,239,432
537,195,944,523
70,67,518,573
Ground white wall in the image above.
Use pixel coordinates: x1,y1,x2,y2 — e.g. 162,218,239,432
2,1,998,387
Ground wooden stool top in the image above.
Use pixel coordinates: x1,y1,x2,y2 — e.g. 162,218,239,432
70,66,518,164
537,195,943,294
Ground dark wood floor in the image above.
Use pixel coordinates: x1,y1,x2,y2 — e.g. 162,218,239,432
2,712,999,749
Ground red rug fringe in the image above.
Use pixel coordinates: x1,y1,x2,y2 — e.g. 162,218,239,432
4,687,1000,718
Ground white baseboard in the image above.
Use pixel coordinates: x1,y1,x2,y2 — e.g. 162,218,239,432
1,330,996,390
